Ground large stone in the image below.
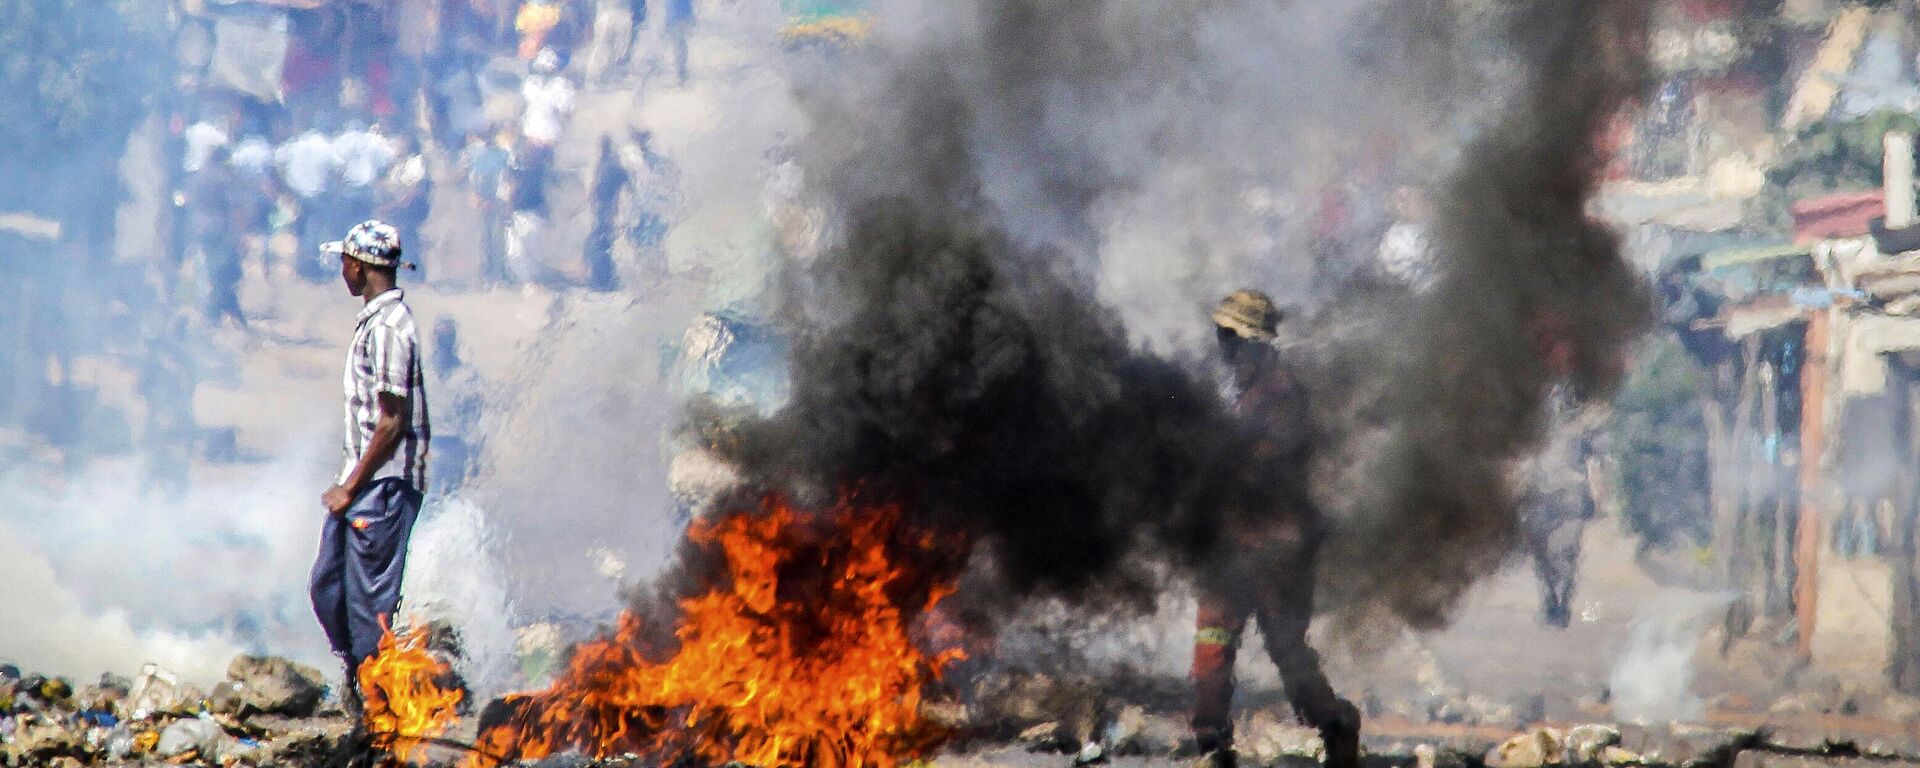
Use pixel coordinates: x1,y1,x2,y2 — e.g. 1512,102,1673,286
157,717,231,761
8,715,82,762
1489,728,1565,768
1240,709,1325,764
226,655,326,717
1565,724,1622,762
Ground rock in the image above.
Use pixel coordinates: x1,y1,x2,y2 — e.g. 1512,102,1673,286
1073,741,1108,765
1240,709,1324,764
1017,721,1068,752
226,655,326,717
1489,728,1564,768
46,756,83,768
1566,724,1622,762
263,721,353,766
9,715,82,761
206,680,245,716
157,716,230,760
1599,745,1643,765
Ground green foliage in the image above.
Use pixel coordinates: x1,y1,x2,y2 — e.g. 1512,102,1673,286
1608,334,1714,550
0,0,167,150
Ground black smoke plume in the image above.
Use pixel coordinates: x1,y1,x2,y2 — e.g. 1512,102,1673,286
1322,0,1658,632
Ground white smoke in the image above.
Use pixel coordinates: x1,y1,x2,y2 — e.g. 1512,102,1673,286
398,496,520,703
1607,593,1729,724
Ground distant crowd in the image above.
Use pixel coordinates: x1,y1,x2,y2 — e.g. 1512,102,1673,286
164,0,692,327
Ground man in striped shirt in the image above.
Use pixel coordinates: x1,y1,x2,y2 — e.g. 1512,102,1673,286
310,219,431,711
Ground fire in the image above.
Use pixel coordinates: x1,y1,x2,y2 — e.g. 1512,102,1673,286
471,496,965,767
359,623,465,763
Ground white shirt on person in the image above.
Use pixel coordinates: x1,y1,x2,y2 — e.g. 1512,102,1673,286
521,75,576,146
275,130,338,199
334,129,400,188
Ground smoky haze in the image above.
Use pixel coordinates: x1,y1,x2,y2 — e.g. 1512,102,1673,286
674,0,1660,645
0,0,1661,685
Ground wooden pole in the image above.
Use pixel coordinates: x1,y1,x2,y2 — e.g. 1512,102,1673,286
1794,311,1830,661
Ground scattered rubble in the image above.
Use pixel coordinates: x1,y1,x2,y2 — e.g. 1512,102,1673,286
0,658,350,768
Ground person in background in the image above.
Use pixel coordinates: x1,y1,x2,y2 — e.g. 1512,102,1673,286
516,0,564,60
429,316,485,494
584,135,629,291
587,0,635,82
333,122,400,242
1372,184,1436,292
378,133,434,281
460,128,516,284
311,220,430,715
140,313,199,500
275,125,342,281
520,47,576,179
664,0,693,84
623,129,677,285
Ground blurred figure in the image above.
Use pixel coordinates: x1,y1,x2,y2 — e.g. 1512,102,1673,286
520,48,576,172
187,146,245,327
275,126,341,281
378,133,433,281
584,135,628,291
140,313,199,500
429,316,485,494
460,129,516,284
1372,184,1435,292
1515,386,1601,628
516,0,564,60
664,0,693,84
333,121,400,233
587,0,635,81
623,129,677,284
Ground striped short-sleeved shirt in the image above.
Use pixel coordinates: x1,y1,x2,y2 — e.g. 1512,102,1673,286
341,288,431,492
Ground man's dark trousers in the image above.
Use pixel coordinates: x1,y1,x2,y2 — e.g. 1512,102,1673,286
310,477,422,665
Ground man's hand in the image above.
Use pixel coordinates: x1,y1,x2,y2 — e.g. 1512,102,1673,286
323,484,355,515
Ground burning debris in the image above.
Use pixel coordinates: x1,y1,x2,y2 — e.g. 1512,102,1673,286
468,497,963,767
357,626,464,763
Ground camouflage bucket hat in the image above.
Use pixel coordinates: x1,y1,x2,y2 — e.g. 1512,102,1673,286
1211,289,1282,342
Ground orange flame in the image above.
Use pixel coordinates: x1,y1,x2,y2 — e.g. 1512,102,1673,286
472,497,964,767
359,623,465,763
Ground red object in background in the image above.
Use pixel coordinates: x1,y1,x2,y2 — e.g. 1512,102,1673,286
365,58,395,117
1678,0,1742,22
282,30,339,101
1791,190,1887,244
1530,310,1578,378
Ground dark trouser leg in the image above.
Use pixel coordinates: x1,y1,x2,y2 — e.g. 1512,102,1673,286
1257,570,1360,768
1192,588,1250,753
342,478,424,664
310,512,354,659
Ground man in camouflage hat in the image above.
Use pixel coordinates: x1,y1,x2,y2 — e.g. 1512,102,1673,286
311,220,431,713
1190,289,1359,768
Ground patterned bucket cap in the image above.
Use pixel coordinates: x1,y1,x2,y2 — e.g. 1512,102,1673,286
1211,289,1282,341
321,219,413,270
